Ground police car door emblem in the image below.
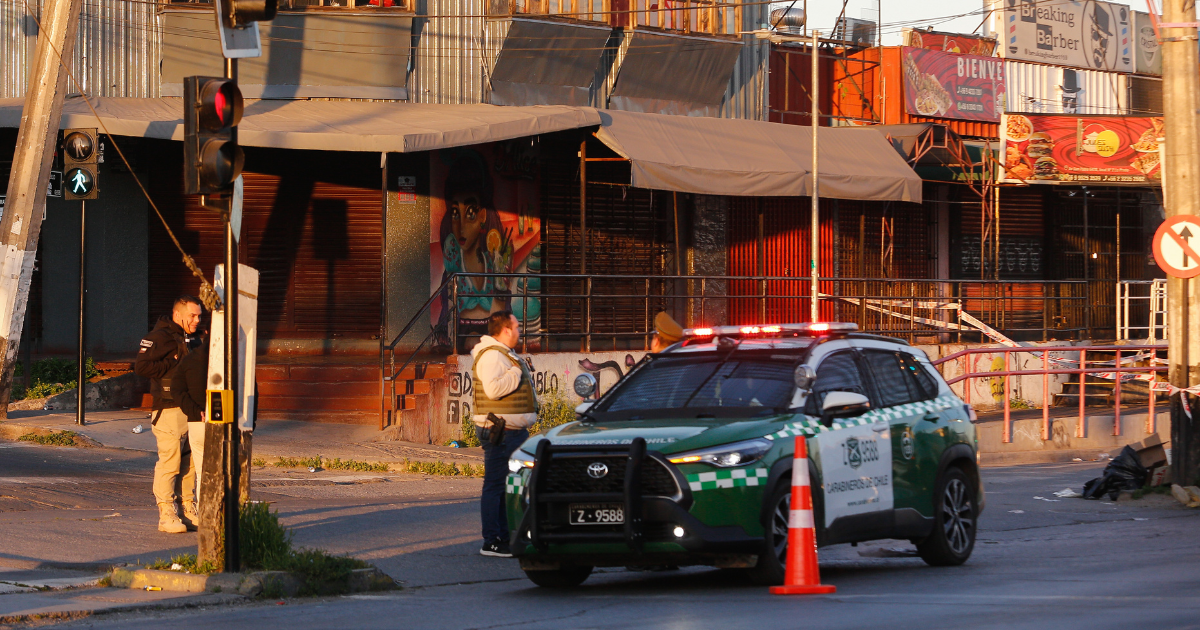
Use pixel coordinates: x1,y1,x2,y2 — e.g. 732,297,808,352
843,437,863,469
587,462,609,479
901,427,915,460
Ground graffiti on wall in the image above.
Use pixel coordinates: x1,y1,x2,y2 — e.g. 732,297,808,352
430,140,543,352
446,351,647,425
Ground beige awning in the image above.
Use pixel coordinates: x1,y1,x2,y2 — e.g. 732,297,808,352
594,109,923,202
0,97,603,153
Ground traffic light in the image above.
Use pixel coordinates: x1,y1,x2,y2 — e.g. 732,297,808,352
183,76,244,195
62,128,98,200
222,0,276,28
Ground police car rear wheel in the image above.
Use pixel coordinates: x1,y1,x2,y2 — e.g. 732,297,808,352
523,566,593,588
917,467,976,566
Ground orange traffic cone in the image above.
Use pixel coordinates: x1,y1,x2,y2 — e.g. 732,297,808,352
769,436,836,595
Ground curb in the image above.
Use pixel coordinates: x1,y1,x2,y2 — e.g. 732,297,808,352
0,423,101,447
0,592,245,626
110,567,396,597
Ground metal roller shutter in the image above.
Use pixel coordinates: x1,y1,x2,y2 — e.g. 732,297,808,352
148,143,382,340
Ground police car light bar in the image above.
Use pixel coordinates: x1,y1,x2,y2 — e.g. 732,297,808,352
683,322,858,338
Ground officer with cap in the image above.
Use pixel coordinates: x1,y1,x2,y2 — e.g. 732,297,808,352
650,311,683,353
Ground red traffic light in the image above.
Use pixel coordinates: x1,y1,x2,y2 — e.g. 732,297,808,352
198,80,243,131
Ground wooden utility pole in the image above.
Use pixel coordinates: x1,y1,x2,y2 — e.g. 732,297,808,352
1161,0,1200,485
0,0,84,417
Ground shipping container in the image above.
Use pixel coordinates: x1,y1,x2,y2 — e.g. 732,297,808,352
832,47,1000,140
1004,60,1128,116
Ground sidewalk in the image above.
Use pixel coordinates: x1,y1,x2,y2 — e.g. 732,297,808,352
0,410,483,466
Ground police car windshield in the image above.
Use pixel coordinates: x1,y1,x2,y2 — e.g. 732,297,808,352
593,356,796,419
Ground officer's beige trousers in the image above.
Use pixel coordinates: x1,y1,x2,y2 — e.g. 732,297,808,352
151,407,206,506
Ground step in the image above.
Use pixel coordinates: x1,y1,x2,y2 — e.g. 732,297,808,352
390,363,446,381
258,380,384,397
255,364,382,382
257,395,399,412
257,409,381,425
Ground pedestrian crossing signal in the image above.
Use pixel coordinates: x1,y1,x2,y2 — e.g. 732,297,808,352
62,129,98,200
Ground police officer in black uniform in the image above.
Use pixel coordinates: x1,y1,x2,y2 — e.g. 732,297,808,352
134,295,204,533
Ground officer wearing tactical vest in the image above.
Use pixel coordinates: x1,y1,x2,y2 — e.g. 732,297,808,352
470,310,537,558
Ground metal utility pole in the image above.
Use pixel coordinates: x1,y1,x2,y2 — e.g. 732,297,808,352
0,0,84,417
810,30,820,323
76,201,86,426
1161,0,1200,485
223,57,241,574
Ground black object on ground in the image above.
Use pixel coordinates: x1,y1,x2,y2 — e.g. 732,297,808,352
1083,446,1148,500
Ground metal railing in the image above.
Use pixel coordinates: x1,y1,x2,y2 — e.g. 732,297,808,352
931,345,1168,444
381,272,1129,430
1117,279,1168,342
439,273,1095,353
490,0,747,35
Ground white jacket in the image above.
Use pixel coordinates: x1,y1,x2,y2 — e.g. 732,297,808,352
470,335,537,429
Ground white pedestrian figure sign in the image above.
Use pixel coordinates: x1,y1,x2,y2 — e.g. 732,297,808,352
64,167,94,197
1153,215,1200,279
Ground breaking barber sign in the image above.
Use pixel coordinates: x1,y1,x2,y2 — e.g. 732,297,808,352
1154,216,1200,279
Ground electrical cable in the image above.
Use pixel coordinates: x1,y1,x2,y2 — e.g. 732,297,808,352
16,0,223,311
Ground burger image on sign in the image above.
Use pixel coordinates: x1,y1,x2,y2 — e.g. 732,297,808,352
1033,156,1060,180
1026,132,1054,158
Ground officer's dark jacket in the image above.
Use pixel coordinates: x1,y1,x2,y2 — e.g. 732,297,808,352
134,315,191,412
174,346,209,423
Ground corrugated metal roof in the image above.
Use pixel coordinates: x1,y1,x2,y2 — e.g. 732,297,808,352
0,0,160,98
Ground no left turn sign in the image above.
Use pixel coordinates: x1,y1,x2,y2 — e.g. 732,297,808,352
1154,215,1200,278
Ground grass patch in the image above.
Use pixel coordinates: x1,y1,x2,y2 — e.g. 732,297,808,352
458,416,481,448
531,387,577,436
11,358,100,401
1008,398,1037,410
252,458,267,467
145,553,218,575
1131,484,1173,500
322,458,389,473
271,456,388,473
17,431,80,447
273,456,323,470
240,501,370,596
400,459,483,477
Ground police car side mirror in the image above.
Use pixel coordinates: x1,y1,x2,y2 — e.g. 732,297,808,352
820,391,871,427
794,365,815,390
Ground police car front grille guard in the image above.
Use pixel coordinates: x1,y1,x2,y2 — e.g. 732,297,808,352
527,437,687,551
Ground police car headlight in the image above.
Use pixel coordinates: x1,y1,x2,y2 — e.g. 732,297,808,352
508,449,535,473
667,438,773,468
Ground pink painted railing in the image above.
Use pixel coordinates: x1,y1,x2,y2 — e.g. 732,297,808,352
931,345,1168,444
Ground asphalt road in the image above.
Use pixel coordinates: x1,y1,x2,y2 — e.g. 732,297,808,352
2,439,1199,629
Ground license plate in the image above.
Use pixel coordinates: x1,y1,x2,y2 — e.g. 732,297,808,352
569,503,625,525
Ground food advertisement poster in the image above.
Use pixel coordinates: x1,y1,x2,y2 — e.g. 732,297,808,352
903,29,997,56
1133,11,1161,76
902,47,1005,122
430,141,543,352
998,0,1132,72
1000,114,1163,184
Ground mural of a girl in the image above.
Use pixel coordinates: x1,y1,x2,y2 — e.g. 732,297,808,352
432,146,542,354
436,149,506,351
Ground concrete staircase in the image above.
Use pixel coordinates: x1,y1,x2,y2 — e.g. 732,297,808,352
257,359,445,429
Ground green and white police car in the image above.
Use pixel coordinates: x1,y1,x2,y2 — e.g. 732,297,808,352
505,322,984,588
